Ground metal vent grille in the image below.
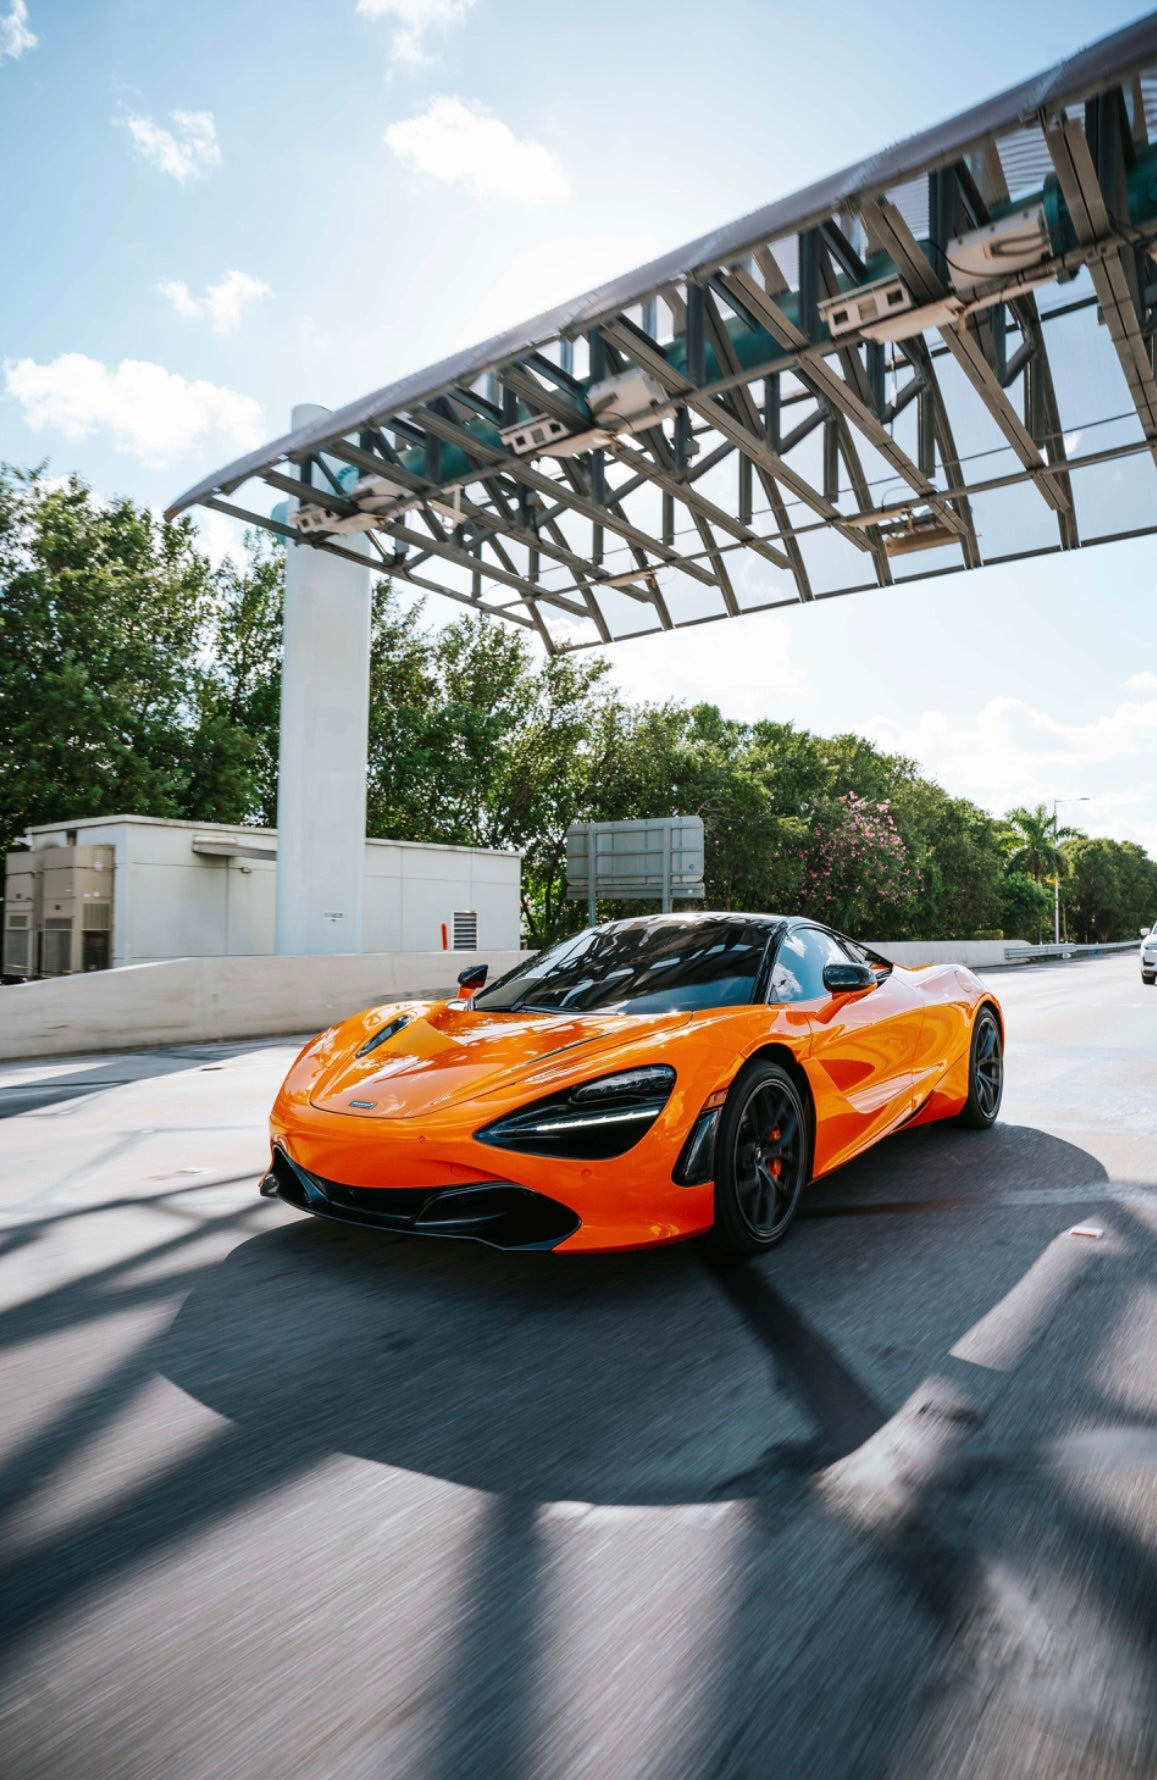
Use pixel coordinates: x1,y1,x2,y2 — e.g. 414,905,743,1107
41,929,70,975
44,917,71,930
82,903,111,930
2,929,30,973
451,910,478,951
6,912,29,929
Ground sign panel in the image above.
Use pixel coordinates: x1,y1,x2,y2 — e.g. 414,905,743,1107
566,817,705,917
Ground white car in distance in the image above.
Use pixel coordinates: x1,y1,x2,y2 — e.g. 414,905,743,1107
1143,926,1157,986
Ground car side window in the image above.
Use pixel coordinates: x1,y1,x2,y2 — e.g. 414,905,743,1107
769,928,848,1003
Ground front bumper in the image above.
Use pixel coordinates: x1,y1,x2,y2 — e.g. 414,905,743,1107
267,1093,717,1251
261,1147,581,1251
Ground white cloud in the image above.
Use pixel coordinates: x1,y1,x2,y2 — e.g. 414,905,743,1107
385,97,568,204
159,269,270,334
606,611,808,718
0,0,35,63
864,682,1157,855
192,505,250,567
4,353,264,469
357,0,473,65
454,230,666,346
124,110,220,182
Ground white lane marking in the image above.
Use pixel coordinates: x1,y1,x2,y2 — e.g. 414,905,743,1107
818,1223,1111,1529
950,1232,1094,1373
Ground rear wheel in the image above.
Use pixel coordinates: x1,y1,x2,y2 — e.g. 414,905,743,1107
955,1005,1003,1129
710,1060,811,1257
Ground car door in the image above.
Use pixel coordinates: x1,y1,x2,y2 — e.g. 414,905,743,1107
770,925,923,1174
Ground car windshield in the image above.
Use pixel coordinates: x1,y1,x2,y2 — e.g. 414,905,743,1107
473,920,774,1016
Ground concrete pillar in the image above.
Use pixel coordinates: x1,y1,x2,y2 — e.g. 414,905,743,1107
275,404,372,956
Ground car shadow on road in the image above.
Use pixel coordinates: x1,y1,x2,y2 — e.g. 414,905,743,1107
160,1223,790,1506
801,1116,1110,1218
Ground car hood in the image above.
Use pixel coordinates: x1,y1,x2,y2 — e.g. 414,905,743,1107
308,1003,693,1119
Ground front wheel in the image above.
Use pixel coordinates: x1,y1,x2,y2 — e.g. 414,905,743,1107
1143,974,1155,987
955,1005,1003,1129
710,1060,812,1257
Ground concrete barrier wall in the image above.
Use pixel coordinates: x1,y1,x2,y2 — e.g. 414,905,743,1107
866,939,1027,969
0,951,531,1061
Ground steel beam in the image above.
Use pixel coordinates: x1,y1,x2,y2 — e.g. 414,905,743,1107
858,195,1072,516
716,264,975,559
1044,107,1157,461
409,399,716,588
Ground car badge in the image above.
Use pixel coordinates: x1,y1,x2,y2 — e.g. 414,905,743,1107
349,1099,376,1109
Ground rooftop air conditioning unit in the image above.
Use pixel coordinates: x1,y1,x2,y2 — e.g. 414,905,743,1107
819,276,914,340
946,203,1052,294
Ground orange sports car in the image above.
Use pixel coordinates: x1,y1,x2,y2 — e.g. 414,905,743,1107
263,913,1003,1255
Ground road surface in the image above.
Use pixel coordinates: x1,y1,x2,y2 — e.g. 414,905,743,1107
0,953,1154,1778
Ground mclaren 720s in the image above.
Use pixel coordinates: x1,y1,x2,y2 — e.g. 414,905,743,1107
263,913,1004,1256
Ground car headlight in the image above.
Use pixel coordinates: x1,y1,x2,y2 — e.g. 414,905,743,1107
474,1065,676,1160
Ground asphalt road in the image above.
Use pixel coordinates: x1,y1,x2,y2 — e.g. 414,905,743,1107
0,953,1154,1779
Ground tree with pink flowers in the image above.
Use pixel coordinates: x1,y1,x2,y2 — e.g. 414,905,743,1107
797,792,916,933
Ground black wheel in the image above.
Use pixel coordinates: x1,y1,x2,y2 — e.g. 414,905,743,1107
710,1060,812,1256
1143,974,1155,987
955,1004,1003,1129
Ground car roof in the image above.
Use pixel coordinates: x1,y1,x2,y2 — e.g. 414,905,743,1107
599,911,788,931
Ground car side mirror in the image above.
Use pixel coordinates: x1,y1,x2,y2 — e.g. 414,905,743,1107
823,961,876,995
457,963,488,995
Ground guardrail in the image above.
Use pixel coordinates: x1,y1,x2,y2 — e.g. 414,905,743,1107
1003,939,1141,963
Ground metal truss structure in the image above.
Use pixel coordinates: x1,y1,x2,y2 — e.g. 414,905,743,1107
169,15,1157,653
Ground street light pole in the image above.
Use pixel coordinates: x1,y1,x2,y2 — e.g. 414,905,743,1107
1052,795,1089,944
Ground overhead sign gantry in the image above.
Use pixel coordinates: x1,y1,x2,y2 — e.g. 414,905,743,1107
169,16,1157,655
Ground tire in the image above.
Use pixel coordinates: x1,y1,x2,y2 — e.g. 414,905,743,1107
1143,974,1155,987
710,1059,812,1257
955,1004,1003,1129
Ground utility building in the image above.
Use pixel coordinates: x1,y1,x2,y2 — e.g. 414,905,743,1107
3,816,520,980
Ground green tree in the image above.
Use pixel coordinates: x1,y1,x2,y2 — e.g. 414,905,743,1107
999,870,1053,942
999,803,1077,882
186,533,284,826
796,792,914,933
1061,836,1157,942
0,466,214,861
362,594,611,940
0,468,294,859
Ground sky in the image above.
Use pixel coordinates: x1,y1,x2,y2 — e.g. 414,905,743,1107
2,0,1156,858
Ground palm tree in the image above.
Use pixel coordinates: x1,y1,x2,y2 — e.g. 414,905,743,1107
999,804,1078,883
